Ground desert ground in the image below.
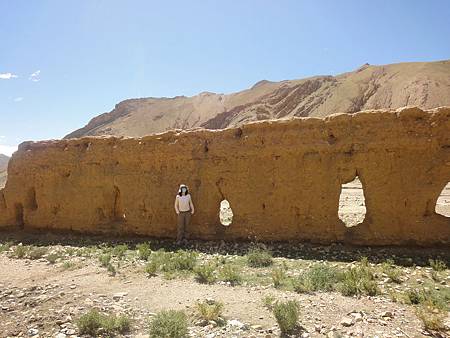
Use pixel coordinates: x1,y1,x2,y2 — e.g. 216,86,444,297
0,179,449,338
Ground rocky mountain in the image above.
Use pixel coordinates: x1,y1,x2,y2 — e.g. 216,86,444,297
66,59,450,138
0,154,9,188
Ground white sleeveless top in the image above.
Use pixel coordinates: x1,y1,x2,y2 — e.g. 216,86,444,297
177,194,191,212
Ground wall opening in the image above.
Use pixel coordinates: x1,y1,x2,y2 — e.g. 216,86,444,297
338,176,366,227
435,182,450,217
219,199,233,226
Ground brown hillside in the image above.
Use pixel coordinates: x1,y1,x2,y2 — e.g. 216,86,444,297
0,154,9,188
65,59,450,138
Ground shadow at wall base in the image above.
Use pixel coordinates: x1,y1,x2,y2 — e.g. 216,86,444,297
0,221,449,248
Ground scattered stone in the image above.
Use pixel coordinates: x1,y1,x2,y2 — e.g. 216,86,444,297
340,317,354,327
381,311,394,318
112,292,128,300
27,328,39,336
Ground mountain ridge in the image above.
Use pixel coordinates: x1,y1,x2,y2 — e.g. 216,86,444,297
64,59,450,138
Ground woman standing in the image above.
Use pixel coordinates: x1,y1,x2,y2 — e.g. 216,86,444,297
174,184,195,244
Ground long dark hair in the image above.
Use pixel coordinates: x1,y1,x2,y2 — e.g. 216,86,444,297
178,187,189,196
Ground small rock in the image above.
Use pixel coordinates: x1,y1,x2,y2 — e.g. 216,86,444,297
381,311,393,318
340,317,354,327
28,328,39,336
112,292,128,300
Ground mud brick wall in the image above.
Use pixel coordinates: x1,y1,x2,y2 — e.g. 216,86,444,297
0,107,449,246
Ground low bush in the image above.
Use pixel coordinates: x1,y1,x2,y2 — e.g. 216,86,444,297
405,287,449,311
0,241,13,253
194,263,217,284
272,300,300,335
76,309,131,336
149,310,188,338
246,247,273,267
12,245,29,259
46,252,61,264
111,244,128,259
416,304,446,332
219,264,242,286
62,261,77,270
195,299,224,322
136,242,152,260
381,259,403,284
99,253,112,267
147,250,198,275
294,264,341,293
338,261,379,296
429,259,447,272
271,267,288,289
27,246,48,260
262,294,276,310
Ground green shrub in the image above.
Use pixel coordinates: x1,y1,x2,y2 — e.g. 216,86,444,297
431,270,441,282
76,309,102,335
76,247,95,257
416,305,446,331
112,244,128,259
147,250,198,274
195,300,224,322
64,247,77,256
194,263,217,284
145,261,158,276
271,267,288,289
12,245,29,258
405,287,450,311
136,242,152,260
107,263,116,275
272,300,300,335
149,310,188,338
262,294,276,310
219,264,242,286
294,264,341,293
381,259,403,284
76,309,131,336
429,259,447,272
338,262,379,296
62,261,77,270
46,252,61,264
0,241,13,253
27,246,48,260
247,248,273,267
99,253,112,267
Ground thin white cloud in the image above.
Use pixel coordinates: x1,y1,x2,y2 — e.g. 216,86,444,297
13,97,24,102
29,70,41,82
0,72,18,80
0,145,18,156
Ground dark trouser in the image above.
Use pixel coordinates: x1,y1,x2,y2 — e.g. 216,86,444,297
177,210,191,241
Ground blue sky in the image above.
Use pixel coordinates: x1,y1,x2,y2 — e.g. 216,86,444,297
1,0,450,156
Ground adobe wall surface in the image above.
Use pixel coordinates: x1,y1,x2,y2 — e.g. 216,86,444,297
0,107,449,246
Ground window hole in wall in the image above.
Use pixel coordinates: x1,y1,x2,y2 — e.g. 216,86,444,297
338,176,366,227
219,199,233,226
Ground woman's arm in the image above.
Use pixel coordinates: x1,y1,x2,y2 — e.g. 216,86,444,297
189,195,195,214
174,195,180,214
